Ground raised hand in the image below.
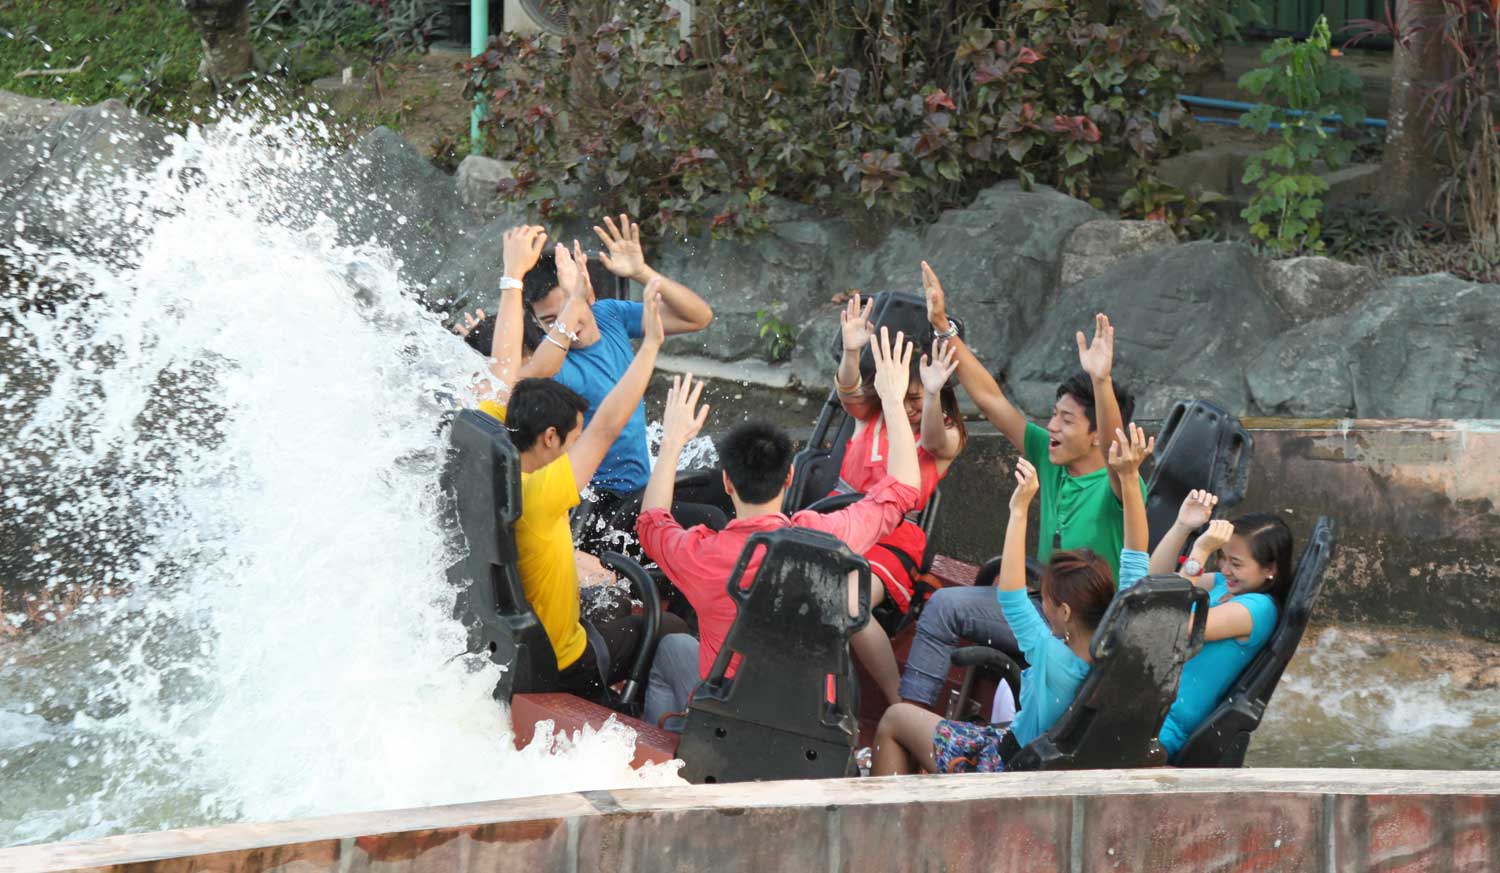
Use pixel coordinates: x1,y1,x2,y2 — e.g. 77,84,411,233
554,242,582,298
1106,423,1155,479
594,213,649,280
840,292,875,352
1076,313,1114,382
870,325,913,406
502,225,547,279
661,373,710,446
573,239,596,304
921,260,951,333
1195,519,1234,556
1177,489,1219,531
1009,457,1040,512
919,338,958,395
641,277,665,348
453,308,486,339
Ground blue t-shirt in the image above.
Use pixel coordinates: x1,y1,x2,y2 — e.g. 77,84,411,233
1156,574,1277,757
1000,548,1147,746
554,298,650,494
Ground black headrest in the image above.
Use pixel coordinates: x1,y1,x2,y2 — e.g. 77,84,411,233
1144,399,1253,552
824,290,965,367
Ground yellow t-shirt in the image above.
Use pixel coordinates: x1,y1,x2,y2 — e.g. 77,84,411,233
517,453,587,670
477,399,506,422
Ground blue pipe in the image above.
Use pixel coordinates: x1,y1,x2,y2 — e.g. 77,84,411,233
1192,115,1337,134
1178,93,1387,129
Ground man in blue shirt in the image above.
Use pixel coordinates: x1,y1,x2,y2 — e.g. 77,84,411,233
515,216,720,553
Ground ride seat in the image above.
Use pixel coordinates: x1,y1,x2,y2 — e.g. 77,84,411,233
1172,516,1337,767
1145,399,1253,553
676,528,870,784
956,576,1208,770
443,409,661,709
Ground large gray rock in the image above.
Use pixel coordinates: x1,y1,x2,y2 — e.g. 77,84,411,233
1009,242,1288,419
853,182,1102,363
0,100,171,253
1058,219,1179,287
1248,274,1500,419
0,91,74,146
1258,256,1375,322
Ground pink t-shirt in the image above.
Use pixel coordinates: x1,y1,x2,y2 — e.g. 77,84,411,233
636,476,919,679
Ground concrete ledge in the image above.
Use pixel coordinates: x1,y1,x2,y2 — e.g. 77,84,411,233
5,769,1500,872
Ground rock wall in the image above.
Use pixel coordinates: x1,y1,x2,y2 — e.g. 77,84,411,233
5,769,1500,873
4,93,1499,421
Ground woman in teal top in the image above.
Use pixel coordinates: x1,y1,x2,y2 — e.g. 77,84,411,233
1146,491,1295,758
870,425,1157,775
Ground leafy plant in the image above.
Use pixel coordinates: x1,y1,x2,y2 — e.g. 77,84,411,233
1352,0,1500,258
1118,173,1225,239
1319,197,1399,256
465,0,1214,238
755,309,796,363
1237,16,1365,255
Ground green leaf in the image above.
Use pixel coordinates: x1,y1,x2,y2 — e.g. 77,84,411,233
937,159,962,181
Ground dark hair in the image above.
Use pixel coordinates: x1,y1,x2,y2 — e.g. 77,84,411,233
1056,370,1135,431
1041,548,1116,631
522,251,561,306
717,419,794,505
1230,513,1295,605
462,314,496,357
505,378,588,451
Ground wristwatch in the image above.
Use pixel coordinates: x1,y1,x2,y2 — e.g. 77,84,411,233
499,276,523,291
934,322,959,340
1182,558,1203,577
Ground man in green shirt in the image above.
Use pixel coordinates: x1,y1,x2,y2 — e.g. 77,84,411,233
897,262,1137,707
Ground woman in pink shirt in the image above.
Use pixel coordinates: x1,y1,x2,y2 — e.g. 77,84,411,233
833,294,967,706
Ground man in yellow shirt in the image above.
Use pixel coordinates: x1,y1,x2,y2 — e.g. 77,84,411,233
506,281,687,703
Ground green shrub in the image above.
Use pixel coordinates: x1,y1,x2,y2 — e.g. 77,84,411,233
465,0,1214,238
1237,16,1365,255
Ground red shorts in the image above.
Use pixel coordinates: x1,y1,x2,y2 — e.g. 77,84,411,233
864,519,926,613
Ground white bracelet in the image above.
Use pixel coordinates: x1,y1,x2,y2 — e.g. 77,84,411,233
542,332,568,351
500,276,523,291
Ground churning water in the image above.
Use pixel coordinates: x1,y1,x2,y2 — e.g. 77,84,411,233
0,109,680,849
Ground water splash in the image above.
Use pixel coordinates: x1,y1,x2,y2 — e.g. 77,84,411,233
0,108,680,849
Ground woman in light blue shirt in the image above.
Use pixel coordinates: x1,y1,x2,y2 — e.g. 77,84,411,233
871,425,1156,775
1144,491,1294,758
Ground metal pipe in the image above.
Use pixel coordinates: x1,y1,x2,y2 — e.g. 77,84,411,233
470,0,488,150
1178,93,1388,129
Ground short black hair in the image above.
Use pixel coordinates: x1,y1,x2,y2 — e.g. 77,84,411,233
522,251,561,306
1056,370,1135,431
505,377,588,451
717,419,794,505
462,314,496,356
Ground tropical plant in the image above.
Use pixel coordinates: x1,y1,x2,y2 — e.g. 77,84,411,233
1238,16,1365,254
464,0,1214,238
1119,173,1225,239
755,309,796,363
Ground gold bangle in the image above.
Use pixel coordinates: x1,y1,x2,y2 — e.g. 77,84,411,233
835,373,863,394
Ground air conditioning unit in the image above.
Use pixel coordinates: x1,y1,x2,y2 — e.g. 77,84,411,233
503,0,694,40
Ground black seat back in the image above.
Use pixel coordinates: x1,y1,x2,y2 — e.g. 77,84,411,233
783,290,962,514
677,528,871,784
444,410,559,701
1173,516,1337,767
1007,575,1208,771
1144,400,1253,552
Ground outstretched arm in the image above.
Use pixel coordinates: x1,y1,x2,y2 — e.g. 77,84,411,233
596,214,713,334
566,281,666,490
642,374,710,513
923,261,1028,449
999,459,1040,593
1149,490,1219,575
918,338,962,460
1107,424,1156,554
472,225,546,400
517,242,591,380
869,326,919,491
1078,313,1125,496
836,293,879,420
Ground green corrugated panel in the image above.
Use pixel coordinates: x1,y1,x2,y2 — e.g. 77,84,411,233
1232,0,1382,39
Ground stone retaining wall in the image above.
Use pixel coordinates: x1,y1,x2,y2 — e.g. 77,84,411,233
4,769,1498,872
928,419,1500,642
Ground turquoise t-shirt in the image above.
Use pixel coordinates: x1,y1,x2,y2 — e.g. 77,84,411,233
1001,549,1148,746
1156,574,1278,757
1022,423,1138,582
554,298,649,493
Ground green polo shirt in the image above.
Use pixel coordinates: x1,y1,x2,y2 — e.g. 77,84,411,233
1022,422,1133,584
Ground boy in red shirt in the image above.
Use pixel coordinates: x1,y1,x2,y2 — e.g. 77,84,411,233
637,328,924,729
